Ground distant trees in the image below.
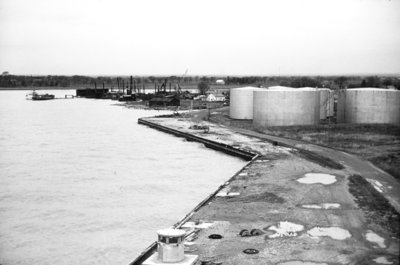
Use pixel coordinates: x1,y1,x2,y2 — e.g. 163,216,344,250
226,76,263,85
290,77,320,88
360,76,381,88
334,76,348,89
198,81,210,95
0,74,398,90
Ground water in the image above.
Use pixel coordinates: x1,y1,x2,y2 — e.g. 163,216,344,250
0,90,245,265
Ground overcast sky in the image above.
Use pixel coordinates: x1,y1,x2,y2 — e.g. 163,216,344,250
0,0,399,76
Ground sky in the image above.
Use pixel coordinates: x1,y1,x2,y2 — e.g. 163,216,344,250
0,0,399,76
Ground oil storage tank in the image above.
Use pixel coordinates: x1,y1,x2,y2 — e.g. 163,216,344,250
299,87,321,122
229,86,264,119
253,87,320,127
337,88,400,125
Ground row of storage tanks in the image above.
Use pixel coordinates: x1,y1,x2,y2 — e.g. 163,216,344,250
229,86,400,127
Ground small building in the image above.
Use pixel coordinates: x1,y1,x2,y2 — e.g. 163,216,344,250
76,88,109,98
149,97,180,107
216,79,225,85
206,93,226,102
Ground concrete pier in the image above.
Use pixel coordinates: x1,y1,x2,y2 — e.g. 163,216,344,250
131,116,400,265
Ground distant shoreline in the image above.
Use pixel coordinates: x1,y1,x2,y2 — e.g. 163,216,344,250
0,87,76,91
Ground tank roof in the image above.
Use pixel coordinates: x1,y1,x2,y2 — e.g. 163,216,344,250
298,87,318,91
231,86,264,91
267,86,295,90
317,88,331,91
346,87,399,91
258,86,317,92
157,228,186,237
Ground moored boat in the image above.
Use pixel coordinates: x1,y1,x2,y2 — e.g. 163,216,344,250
26,91,55,100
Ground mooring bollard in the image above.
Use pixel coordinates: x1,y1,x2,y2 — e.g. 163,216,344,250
157,228,186,263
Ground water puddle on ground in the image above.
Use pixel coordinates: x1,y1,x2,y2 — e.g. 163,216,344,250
368,179,384,193
267,221,304,238
297,173,337,185
373,257,393,264
307,227,351,240
181,221,215,229
302,203,341,209
216,191,240,197
278,261,328,265
365,230,386,248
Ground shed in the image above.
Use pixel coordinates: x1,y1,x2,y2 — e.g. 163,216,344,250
149,97,180,107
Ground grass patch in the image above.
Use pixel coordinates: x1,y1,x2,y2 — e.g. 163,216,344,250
348,175,400,237
262,124,400,181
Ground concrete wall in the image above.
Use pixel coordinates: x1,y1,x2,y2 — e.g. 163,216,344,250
337,88,400,125
229,87,263,119
253,89,320,127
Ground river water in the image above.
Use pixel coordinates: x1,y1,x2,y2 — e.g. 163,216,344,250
0,90,245,265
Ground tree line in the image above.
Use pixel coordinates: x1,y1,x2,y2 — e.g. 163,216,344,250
1,74,399,89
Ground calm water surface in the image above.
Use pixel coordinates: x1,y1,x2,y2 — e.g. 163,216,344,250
0,90,245,265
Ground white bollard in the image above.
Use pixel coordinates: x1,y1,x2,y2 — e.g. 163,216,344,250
157,229,186,263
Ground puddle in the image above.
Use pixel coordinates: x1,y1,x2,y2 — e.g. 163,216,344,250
302,205,322,209
216,191,240,197
302,203,340,209
182,221,214,229
368,179,384,193
365,230,386,248
373,257,393,264
297,173,337,185
307,227,351,240
239,172,248,176
322,203,340,209
267,221,304,238
278,262,328,265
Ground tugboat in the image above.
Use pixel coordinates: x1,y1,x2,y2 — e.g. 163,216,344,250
26,91,55,100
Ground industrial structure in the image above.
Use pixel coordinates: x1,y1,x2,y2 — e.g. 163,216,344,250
317,88,333,120
253,87,320,127
337,88,400,125
229,86,264,119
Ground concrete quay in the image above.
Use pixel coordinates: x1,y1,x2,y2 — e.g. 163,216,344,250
132,115,400,265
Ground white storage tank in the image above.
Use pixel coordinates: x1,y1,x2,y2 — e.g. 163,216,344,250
299,87,321,122
229,86,264,119
253,88,320,127
337,88,400,125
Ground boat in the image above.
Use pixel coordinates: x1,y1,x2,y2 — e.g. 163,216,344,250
26,91,55,100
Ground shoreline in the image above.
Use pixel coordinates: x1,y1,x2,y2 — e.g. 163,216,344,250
130,115,399,265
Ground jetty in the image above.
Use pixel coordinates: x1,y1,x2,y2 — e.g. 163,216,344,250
131,114,400,265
